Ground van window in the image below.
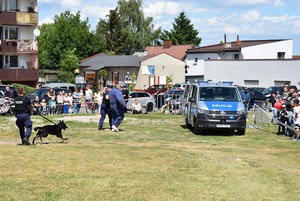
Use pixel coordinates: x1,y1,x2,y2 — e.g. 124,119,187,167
199,87,239,102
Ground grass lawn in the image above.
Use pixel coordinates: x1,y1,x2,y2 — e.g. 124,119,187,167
0,112,299,201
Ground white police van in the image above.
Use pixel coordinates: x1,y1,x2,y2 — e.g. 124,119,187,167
182,81,246,135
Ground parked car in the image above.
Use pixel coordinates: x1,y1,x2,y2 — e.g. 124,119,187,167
172,83,186,90
240,89,267,108
248,87,266,93
0,91,4,106
28,88,72,103
262,85,297,101
41,83,76,92
143,85,167,95
127,92,155,112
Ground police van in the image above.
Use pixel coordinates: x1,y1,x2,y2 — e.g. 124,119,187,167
182,81,246,135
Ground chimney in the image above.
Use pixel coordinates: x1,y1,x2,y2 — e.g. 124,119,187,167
236,35,241,46
163,40,172,48
224,34,227,43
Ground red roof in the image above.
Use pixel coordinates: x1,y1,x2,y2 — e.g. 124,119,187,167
293,55,300,60
145,44,193,60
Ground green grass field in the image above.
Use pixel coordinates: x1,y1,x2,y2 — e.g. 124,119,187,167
0,113,299,201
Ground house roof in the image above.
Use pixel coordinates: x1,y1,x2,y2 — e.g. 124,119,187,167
79,53,141,70
141,52,183,62
186,39,288,53
145,44,192,60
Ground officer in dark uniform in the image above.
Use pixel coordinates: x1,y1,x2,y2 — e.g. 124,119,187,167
121,85,129,113
14,87,33,145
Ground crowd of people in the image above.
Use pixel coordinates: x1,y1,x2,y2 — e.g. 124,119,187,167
270,83,300,141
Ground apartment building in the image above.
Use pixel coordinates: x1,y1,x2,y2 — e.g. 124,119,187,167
0,0,38,87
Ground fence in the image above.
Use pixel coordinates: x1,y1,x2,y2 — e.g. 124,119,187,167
252,100,298,134
155,94,183,114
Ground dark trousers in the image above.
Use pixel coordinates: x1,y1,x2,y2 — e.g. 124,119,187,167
111,104,124,127
278,119,290,135
99,105,112,128
16,113,32,142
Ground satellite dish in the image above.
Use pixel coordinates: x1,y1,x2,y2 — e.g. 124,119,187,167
33,28,40,37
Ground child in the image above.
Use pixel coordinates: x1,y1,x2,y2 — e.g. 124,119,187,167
63,94,69,115
278,104,289,136
40,99,47,115
48,97,56,115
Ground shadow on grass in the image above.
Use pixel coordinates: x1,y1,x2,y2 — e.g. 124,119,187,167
180,125,238,136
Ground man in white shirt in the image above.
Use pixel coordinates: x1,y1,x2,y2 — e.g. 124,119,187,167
132,99,142,114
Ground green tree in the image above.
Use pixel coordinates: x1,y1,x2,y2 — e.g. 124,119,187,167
160,11,201,46
59,49,80,73
117,0,161,54
39,11,105,70
57,70,75,83
96,8,125,55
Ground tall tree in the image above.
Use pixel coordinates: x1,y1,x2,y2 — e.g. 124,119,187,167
117,0,161,54
160,11,201,46
39,11,105,70
96,8,125,55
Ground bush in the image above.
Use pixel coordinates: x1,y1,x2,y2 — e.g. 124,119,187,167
12,83,35,94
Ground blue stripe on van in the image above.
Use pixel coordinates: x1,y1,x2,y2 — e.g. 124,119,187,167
204,101,238,111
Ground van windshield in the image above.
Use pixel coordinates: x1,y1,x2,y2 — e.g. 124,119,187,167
199,87,241,102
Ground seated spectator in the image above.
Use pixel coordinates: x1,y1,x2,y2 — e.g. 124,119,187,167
48,97,56,115
131,99,142,114
4,86,13,99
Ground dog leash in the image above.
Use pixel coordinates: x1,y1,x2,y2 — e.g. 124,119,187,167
38,114,59,125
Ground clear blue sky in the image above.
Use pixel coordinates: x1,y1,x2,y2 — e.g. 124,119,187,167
39,0,300,54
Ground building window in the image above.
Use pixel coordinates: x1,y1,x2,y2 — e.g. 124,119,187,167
277,52,285,59
0,55,3,69
3,27,18,40
234,54,239,60
0,0,17,11
194,58,198,62
244,80,259,86
4,55,18,67
9,0,17,11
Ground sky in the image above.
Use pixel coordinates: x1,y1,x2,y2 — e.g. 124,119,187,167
39,0,300,54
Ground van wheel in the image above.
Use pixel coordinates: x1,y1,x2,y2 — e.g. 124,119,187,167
193,118,202,135
185,118,192,129
146,103,153,112
237,129,245,135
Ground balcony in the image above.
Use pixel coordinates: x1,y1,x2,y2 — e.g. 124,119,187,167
17,12,38,25
0,40,38,53
0,11,38,25
0,68,39,82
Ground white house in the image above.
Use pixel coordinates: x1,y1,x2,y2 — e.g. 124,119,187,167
185,38,299,87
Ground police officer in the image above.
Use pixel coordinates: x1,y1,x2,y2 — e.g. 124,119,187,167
240,88,251,119
14,87,33,145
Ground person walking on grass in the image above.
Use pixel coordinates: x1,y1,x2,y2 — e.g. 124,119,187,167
98,87,112,130
109,84,126,132
14,87,33,145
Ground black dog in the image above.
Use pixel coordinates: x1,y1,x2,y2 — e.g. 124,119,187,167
32,120,68,144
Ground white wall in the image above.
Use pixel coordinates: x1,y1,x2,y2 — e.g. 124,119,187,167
241,40,293,59
204,60,300,87
19,27,35,41
136,53,185,89
185,53,219,76
19,0,37,12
